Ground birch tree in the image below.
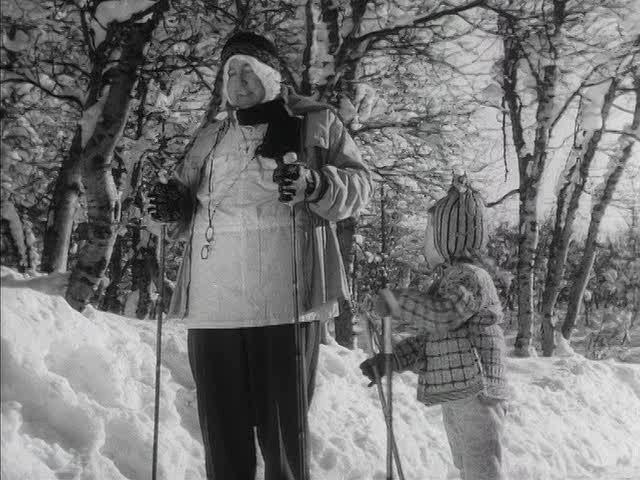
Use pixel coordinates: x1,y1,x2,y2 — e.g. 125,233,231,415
1,0,86,272
496,0,568,355
65,0,169,311
536,17,639,355
541,70,633,355
562,69,640,339
495,0,638,355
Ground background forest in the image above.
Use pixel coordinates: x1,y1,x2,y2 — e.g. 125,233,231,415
1,0,639,360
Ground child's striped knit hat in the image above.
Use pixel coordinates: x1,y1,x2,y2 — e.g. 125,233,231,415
431,173,486,261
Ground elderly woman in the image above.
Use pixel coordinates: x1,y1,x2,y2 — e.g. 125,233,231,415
150,32,371,480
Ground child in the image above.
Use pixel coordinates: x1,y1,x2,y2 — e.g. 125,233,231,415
360,174,508,480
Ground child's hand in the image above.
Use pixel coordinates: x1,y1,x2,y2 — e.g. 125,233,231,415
359,354,386,386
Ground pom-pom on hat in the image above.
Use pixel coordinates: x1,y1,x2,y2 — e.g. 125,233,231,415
430,173,486,262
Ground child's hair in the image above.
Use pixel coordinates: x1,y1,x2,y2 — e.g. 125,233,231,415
429,173,487,262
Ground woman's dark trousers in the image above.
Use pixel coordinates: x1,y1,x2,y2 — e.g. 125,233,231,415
187,321,321,480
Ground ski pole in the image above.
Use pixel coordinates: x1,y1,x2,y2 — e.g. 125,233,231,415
380,289,400,480
384,314,394,479
363,314,406,480
151,224,167,480
280,152,309,480
291,204,309,480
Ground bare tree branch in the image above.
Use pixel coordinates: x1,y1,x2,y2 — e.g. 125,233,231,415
353,120,438,136
605,129,640,142
486,188,519,208
357,0,487,43
612,103,636,114
0,76,84,110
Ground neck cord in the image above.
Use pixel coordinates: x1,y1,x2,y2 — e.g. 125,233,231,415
200,124,264,260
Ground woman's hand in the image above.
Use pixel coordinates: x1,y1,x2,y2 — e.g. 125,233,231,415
148,179,190,222
272,153,321,204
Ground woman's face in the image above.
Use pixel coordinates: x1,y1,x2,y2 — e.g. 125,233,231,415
423,214,446,269
226,58,266,109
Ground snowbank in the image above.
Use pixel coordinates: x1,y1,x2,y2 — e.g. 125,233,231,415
1,276,639,479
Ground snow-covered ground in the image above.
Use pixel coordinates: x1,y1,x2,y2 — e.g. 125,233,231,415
2,271,640,480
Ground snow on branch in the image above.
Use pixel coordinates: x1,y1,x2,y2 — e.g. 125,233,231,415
91,0,159,47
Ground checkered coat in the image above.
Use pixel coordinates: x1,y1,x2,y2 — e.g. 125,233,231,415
391,262,508,406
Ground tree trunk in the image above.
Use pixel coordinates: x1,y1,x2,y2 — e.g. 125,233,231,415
380,183,387,254
514,183,538,356
66,8,165,311
22,218,37,271
541,79,618,355
334,216,357,348
41,128,84,273
41,36,112,273
499,3,565,356
334,298,354,347
101,233,125,314
320,0,341,55
301,0,315,96
135,245,157,319
562,78,640,339
0,198,27,271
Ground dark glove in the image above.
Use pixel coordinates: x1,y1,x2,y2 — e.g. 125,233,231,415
148,179,192,223
272,158,322,204
359,354,387,386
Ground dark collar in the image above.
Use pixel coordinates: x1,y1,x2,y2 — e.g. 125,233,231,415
235,98,302,160
236,98,289,126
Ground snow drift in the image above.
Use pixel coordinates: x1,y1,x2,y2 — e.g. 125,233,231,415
1,273,639,480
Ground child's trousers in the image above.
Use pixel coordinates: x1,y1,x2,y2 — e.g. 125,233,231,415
441,394,506,480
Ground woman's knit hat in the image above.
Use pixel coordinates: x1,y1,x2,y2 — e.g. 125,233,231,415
221,32,281,71
430,173,486,261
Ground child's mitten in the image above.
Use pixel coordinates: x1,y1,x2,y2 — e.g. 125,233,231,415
359,354,387,384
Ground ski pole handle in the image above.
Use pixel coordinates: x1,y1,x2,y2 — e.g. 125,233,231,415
382,316,393,354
